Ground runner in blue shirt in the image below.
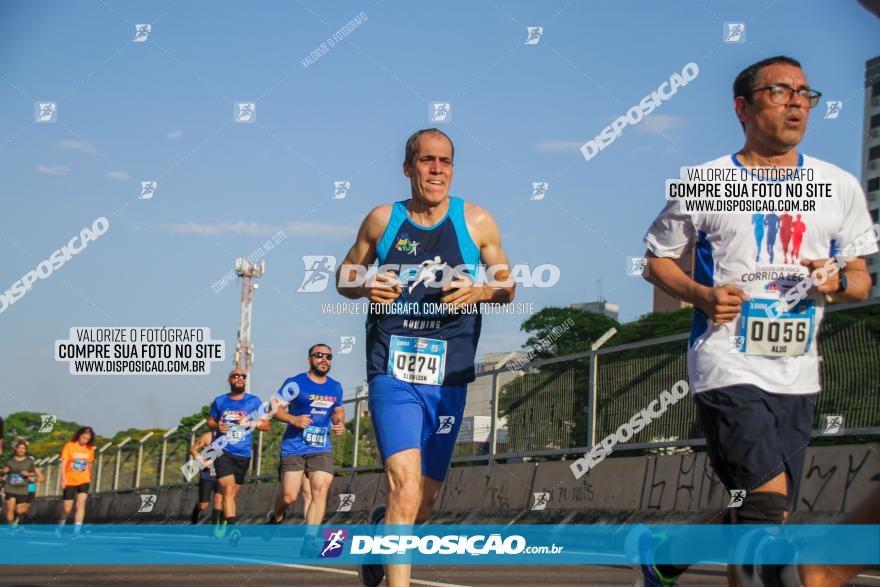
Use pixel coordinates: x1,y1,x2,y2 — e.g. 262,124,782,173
266,344,344,533
207,368,268,532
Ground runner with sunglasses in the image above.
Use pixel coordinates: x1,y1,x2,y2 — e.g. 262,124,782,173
266,344,344,552
207,368,269,542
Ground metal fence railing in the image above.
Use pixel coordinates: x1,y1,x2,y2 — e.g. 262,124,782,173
32,299,880,496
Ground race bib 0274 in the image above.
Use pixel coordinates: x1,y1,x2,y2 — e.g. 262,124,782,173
387,335,447,385
737,298,816,357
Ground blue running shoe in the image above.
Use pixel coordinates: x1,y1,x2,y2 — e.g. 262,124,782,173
625,524,680,587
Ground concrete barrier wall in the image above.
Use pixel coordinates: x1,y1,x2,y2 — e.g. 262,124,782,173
23,444,880,524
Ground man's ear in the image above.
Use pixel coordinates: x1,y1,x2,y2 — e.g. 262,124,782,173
403,160,412,178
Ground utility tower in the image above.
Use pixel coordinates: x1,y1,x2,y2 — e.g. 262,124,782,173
234,257,264,391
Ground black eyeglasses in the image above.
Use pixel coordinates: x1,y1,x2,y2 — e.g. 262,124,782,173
230,374,247,379
751,84,822,108
311,352,333,360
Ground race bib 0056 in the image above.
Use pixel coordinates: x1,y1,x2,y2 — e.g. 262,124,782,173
387,335,447,385
737,298,816,357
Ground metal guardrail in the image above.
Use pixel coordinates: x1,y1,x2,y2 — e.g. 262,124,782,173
32,299,880,497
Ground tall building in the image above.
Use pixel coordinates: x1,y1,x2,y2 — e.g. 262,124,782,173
863,55,880,297
652,244,694,312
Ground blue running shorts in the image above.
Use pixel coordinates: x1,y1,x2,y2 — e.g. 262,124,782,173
368,374,467,481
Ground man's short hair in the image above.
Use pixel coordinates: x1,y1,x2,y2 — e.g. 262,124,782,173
733,55,803,103
404,129,454,165
308,343,331,356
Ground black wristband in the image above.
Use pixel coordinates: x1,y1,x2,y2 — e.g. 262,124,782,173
838,271,848,293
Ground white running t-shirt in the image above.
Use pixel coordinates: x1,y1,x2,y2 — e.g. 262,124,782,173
644,153,878,395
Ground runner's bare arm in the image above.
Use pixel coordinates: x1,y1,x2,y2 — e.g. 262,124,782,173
336,205,402,302
34,466,44,483
645,252,749,324
207,415,229,433
443,203,514,306
331,406,345,435
800,257,871,302
189,431,211,456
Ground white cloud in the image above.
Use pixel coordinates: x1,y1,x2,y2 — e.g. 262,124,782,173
167,129,184,140
36,164,71,176
285,221,357,237
536,140,582,153
634,114,684,135
105,170,130,181
160,221,284,236
157,220,357,238
58,139,96,154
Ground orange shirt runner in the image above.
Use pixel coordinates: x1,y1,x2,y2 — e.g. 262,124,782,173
61,441,94,487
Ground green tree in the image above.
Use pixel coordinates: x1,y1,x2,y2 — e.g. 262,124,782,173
178,405,211,431
521,307,619,358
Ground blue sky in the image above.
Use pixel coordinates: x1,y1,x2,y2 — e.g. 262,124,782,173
1,0,877,434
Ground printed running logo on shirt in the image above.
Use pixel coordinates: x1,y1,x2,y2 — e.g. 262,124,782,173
395,233,420,256
308,394,336,406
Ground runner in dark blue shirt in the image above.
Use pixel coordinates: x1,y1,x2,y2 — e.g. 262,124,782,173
337,129,514,586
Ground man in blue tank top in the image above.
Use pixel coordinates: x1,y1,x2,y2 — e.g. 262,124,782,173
337,129,515,587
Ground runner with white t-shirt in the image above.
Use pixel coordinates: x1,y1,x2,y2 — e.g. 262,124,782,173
634,56,877,587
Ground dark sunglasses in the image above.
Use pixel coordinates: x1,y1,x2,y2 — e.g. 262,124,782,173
310,352,333,360
230,373,247,379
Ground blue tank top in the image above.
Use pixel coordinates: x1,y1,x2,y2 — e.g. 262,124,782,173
366,197,482,386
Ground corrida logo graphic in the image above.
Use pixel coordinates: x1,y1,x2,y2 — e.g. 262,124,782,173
751,213,807,264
